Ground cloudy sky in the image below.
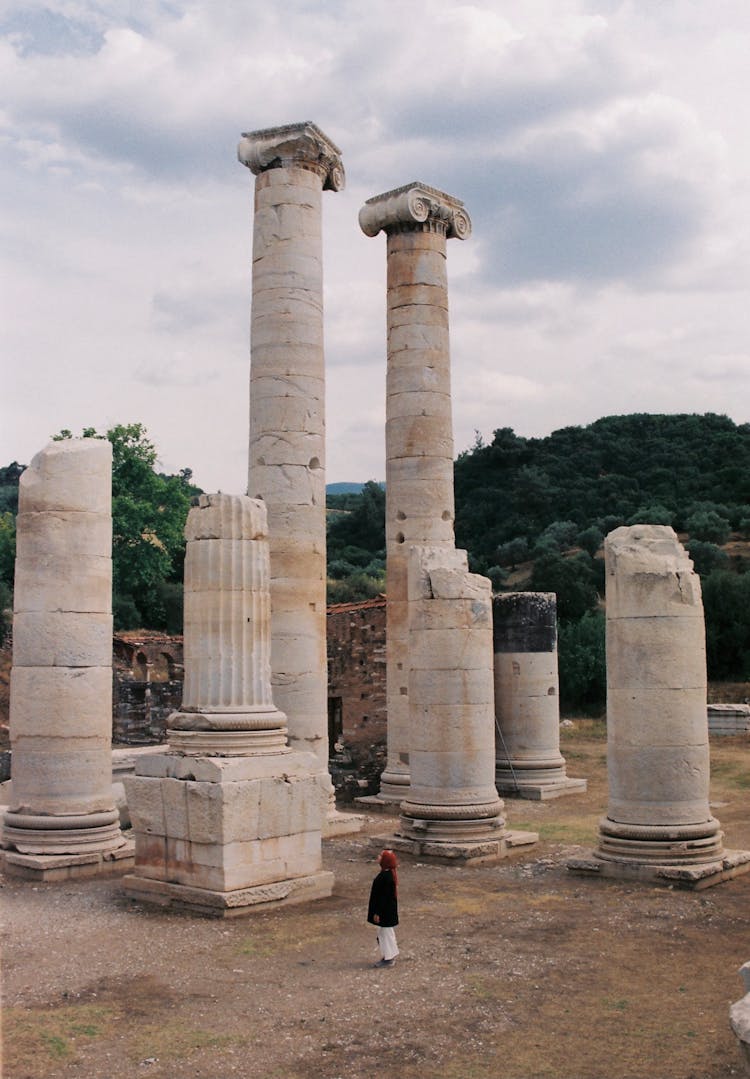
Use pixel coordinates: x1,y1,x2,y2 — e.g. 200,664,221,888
2,1,749,493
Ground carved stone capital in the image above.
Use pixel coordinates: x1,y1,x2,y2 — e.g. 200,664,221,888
238,121,345,191
359,181,471,240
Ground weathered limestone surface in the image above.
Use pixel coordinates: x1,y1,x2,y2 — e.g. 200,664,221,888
239,123,358,836
123,494,333,915
730,962,750,1076
569,525,750,888
493,592,586,800
359,182,470,803
374,546,536,864
2,440,129,880
167,494,286,754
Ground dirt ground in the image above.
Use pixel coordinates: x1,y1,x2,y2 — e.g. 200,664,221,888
4,724,750,1079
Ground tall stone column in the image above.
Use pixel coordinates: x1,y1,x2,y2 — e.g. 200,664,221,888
123,495,333,916
238,124,338,783
493,592,586,799
2,440,130,880
569,525,750,888
238,123,358,834
359,183,470,802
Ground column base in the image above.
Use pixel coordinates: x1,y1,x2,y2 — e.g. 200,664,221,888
377,767,410,803
3,839,134,882
567,849,750,890
355,795,401,815
2,808,126,855
496,776,588,800
323,808,366,837
121,869,334,918
369,829,538,866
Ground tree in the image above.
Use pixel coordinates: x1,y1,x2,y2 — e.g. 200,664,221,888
529,552,600,622
558,611,606,713
702,570,750,680
685,509,731,545
686,540,729,578
54,424,198,631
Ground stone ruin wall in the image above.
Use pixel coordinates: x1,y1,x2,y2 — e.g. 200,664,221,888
326,597,387,799
112,633,184,745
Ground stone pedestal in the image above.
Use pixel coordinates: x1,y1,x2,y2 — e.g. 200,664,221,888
493,592,586,800
123,494,333,916
375,546,537,865
359,183,470,804
2,439,131,881
239,122,359,837
569,525,750,889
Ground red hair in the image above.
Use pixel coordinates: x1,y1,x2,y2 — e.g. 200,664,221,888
379,849,398,895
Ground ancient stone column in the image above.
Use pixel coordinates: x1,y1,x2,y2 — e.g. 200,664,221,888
3,439,130,880
569,525,750,887
238,123,355,833
384,546,535,864
167,493,287,755
123,494,333,916
493,592,586,799
359,182,470,802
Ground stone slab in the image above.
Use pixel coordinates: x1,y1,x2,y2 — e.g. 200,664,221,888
567,848,750,890
322,809,366,837
497,777,588,800
3,839,134,881
369,828,538,866
355,794,402,814
121,868,334,918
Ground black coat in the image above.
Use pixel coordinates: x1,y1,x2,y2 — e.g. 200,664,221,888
367,869,398,928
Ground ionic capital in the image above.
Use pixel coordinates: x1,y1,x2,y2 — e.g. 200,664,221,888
238,121,345,191
359,181,471,240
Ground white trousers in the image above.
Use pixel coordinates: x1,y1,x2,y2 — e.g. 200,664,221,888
376,926,399,961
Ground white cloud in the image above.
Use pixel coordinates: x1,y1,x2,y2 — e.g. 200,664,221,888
1,0,749,493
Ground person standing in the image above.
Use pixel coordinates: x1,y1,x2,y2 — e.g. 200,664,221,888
368,849,399,967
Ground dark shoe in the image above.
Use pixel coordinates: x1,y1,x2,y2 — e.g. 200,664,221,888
374,958,396,967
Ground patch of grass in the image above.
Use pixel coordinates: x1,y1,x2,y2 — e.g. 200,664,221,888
238,938,275,958
561,719,607,742
40,1033,70,1058
709,759,750,791
129,1021,247,1064
4,1003,114,1074
467,975,503,1001
238,922,331,958
512,819,597,845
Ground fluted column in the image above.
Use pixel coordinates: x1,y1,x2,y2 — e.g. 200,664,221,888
123,491,334,914
168,494,287,755
493,592,586,799
359,182,470,801
3,440,125,863
238,122,343,779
